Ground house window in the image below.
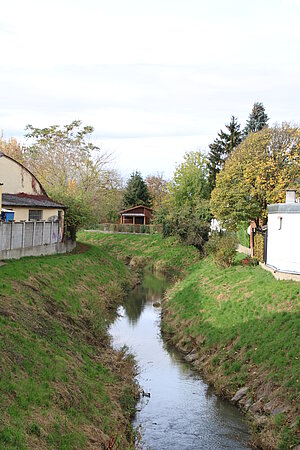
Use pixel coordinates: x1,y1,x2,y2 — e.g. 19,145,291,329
29,210,43,221
135,216,144,225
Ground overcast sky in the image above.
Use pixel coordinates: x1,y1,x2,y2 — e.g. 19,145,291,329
1,0,300,179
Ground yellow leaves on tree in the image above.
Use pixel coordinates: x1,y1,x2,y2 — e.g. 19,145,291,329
210,124,300,229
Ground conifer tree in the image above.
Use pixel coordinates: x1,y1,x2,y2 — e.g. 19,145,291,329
208,116,242,191
123,171,152,208
243,102,269,137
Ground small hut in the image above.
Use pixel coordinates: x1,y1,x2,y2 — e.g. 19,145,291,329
119,205,152,225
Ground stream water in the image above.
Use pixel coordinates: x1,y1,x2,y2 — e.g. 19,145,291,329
109,272,252,450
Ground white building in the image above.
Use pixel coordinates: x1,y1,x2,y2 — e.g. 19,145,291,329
266,190,300,275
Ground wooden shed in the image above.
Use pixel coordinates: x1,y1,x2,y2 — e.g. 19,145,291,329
119,205,152,225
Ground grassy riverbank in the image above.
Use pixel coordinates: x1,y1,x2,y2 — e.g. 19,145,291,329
1,232,299,449
81,231,199,277
0,232,198,449
82,232,300,449
0,243,138,449
162,254,300,450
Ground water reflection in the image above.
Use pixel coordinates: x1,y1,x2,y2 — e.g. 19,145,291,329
109,271,252,450
123,271,169,325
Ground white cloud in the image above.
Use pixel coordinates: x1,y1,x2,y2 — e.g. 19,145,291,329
0,0,300,178
100,135,212,180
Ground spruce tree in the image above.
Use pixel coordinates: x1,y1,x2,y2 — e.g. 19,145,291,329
208,116,242,191
123,171,152,208
243,102,269,137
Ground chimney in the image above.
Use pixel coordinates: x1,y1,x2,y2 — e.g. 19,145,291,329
286,189,296,203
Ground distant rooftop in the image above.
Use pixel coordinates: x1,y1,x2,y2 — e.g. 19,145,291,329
119,205,152,214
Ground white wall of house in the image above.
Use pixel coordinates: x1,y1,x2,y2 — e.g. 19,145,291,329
267,208,300,274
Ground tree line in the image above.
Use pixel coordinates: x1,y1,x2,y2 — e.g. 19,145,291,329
0,122,168,236
1,101,299,247
153,102,299,251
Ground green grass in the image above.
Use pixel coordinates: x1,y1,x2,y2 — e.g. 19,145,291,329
79,231,199,276
2,231,299,449
164,254,300,394
0,242,137,449
80,232,300,449
161,253,300,449
80,233,299,399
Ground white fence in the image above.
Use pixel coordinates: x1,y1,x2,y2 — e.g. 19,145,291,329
0,221,62,252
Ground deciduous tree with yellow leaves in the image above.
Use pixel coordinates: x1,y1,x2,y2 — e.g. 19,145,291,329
1,121,123,232
210,124,300,229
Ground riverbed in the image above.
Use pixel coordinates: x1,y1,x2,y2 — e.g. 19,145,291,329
109,271,252,450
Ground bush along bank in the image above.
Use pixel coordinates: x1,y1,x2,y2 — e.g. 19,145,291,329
0,243,139,449
161,252,300,450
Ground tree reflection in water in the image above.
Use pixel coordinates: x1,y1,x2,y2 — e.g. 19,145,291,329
124,271,169,325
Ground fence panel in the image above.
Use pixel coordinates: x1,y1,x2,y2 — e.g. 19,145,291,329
44,222,51,244
34,222,43,246
24,222,34,248
89,223,162,235
0,223,12,250
52,222,59,243
11,223,23,249
0,220,61,252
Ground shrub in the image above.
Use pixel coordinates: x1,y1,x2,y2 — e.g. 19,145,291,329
175,219,210,251
162,221,172,237
169,201,211,251
254,233,264,262
206,233,237,268
53,193,96,240
240,257,259,267
153,207,172,237
204,231,220,256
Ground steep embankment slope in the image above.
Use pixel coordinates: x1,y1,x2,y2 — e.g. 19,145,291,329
82,232,300,450
162,254,300,450
0,243,138,449
80,232,199,278
2,231,298,450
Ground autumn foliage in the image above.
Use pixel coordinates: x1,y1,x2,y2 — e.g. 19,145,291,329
210,124,300,229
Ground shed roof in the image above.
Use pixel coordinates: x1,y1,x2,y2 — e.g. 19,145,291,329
119,205,152,214
2,193,65,209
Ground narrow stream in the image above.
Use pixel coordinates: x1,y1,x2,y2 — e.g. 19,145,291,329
109,272,252,450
